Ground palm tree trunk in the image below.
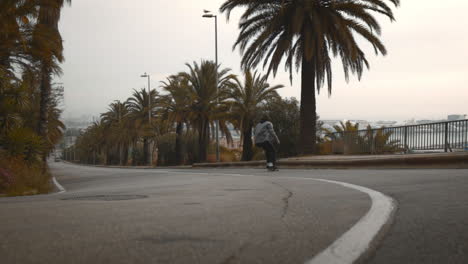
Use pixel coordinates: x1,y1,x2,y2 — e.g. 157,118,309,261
211,123,216,141
37,66,52,162
119,143,123,165
123,144,129,165
300,57,317,155
106,147,111,165
175,122,183,165
143,138,149,165
241,123,253,161
131,141,137,166
157,145,163,166
198,119,209,162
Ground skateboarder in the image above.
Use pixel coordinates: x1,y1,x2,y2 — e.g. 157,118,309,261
254,116,280,171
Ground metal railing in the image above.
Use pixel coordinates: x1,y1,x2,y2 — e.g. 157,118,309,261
329,120,468,154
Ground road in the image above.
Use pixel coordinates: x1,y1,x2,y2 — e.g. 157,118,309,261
1,163,467,264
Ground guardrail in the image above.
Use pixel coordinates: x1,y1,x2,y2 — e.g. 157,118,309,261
329,120,468,154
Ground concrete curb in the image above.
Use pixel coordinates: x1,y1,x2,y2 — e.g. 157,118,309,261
60,153,468,170
61,161,192,170
193,153,468,169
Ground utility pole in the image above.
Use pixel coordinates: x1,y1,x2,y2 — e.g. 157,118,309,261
141,73,153,166
203,10,220,162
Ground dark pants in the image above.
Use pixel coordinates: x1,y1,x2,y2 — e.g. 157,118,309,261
256,141,276,166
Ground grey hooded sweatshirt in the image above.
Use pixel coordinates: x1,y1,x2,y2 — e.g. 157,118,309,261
254,121,280,145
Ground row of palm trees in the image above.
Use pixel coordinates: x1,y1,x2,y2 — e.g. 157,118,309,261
71,0,400,164
72,61,283,166
72,0,401,165
1,0,71,164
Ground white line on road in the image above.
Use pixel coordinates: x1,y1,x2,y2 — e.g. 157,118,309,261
304,179,396,264
52,177,66,194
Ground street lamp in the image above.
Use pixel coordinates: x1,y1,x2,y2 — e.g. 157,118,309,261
141,72,152,165
140,73,151,125
202,10,220,163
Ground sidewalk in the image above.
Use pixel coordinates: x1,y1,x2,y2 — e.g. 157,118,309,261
193,152,468,169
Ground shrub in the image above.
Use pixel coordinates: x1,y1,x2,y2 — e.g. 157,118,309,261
1,127,45,163
156,133,177,166
206,144,241,163
0,153,52,196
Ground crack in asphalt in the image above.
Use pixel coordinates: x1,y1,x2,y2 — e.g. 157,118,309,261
138,235,218,245
219,243,247,264
271,182,294,219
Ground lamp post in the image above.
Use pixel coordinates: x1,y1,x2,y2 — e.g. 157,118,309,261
140,73,152,165
203,10,220,162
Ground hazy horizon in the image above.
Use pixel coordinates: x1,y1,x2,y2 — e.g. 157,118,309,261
58,0,468,122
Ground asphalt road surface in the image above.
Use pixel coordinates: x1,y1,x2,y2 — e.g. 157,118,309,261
1,163,467,264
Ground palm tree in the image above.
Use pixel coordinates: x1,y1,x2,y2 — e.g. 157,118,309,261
225,71,283,161
101,101,129,165
127,88,158,165
325,120,361,154
33,0,71,162
180,60,235,162
160,74,193,165
77,120,105,164
0,0,35,79
220,0,400,154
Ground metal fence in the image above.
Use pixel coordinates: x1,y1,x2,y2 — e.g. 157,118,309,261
330,120,468,154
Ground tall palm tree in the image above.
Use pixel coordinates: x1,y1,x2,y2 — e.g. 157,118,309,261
225,71,283,161
160,74,193,165
33,0,71,162
220,0,399,154
180,60,235,162
127,88,158,165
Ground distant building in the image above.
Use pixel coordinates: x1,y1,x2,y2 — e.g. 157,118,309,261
448,114,467,121
416,119,445,125
322,120,342,127
375,121,397,127
349,120,370,128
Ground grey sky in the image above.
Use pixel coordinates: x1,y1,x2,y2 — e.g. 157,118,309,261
59,0,468,122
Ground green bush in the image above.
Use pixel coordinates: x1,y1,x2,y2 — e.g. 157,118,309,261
155,132,202,166
156,133,177,166
0,153,52,196
1,128,45,163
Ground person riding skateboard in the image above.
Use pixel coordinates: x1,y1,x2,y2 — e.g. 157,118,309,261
254,116,280,171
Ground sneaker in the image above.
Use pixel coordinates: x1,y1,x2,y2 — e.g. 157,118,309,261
268,166,279,172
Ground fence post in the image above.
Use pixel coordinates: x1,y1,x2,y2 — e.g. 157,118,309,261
404,126,408,153
444,122,449,153
465,120,468,152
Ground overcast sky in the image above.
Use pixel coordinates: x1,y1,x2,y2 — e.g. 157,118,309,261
58,0,468,122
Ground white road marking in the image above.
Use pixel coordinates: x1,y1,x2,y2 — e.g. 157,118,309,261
304,179,396,264
52,177,66,194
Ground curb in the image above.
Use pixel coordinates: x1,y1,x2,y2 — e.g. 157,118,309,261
61,161,192,170
193,153,468,169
